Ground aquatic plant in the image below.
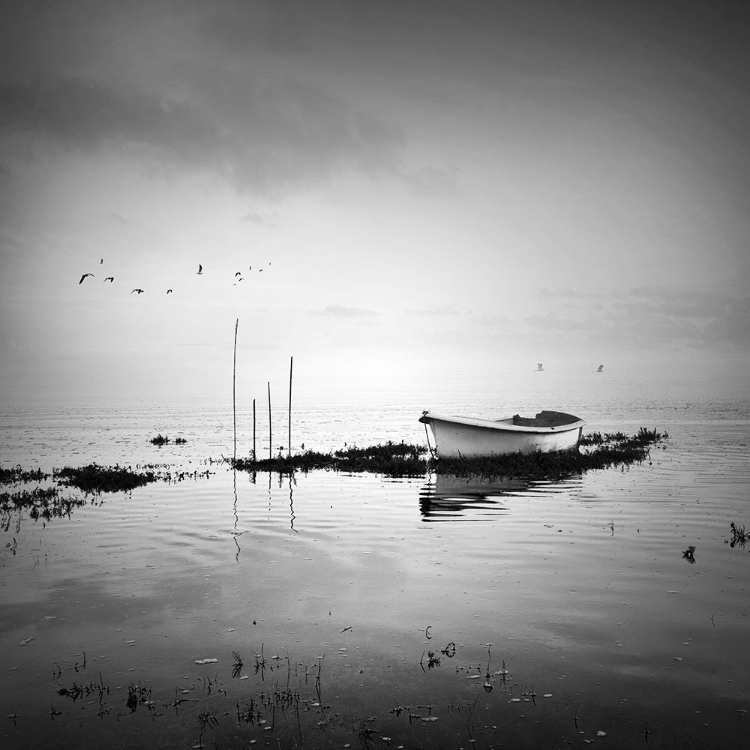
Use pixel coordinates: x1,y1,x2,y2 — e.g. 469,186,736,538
54,464,159,493
233,430,666,480
149,434,187,445
233,441,427,477
727,522,748,548
0,465,50,484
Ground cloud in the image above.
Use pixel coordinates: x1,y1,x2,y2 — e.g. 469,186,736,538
0,72,406,195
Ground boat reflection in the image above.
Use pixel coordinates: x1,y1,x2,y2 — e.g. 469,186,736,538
419,474,532,521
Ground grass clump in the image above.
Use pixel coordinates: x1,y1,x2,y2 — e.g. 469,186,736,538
233,441,427,477
233,431,666,480
54,464,159,493
149,434,187,445
0,466,51,484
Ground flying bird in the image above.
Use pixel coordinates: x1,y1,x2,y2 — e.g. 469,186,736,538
100,258,104,264
131,288,144,294
196,264,203,275
104,276,114,282
536,363,544,371
79,273,94,284
166,289,173,294
235,271,242,277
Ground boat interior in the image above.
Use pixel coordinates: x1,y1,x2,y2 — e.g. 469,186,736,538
508,410,581,427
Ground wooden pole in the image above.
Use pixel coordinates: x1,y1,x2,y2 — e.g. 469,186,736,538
288,356,293,458
267,381,272,460
233,318,238,463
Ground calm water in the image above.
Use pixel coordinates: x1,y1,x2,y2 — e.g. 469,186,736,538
1,369,749,749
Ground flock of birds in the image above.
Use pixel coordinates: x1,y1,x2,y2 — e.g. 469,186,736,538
77,258,273,295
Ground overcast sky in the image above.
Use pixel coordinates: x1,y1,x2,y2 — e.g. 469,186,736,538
1,0,748,404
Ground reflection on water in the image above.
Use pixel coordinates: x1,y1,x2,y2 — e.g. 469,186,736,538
418,473,582,520
418,474,524,519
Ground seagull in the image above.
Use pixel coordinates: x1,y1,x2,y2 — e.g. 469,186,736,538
131,288,144,294
235,271,242,277
79,273,94,284
104,276,114,282
196,264,203,275
166,289,173,294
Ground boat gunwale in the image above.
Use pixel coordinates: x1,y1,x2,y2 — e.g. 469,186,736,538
420,411,586,434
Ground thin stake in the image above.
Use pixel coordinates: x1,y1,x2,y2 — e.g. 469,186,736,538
233,319,238,463
288,356,293,458
267,381,272,461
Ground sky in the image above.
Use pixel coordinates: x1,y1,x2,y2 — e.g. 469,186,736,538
1,0,749,406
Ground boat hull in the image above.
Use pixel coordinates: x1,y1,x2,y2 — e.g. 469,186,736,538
420,410,585,459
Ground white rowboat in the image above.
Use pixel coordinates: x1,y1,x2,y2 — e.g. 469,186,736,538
419,410,586,459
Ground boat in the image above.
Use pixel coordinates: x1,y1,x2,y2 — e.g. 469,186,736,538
419,409,586,458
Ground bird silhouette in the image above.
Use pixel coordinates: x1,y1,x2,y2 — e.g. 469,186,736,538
235,271,242,277
596,364,604,372
100,258,104,264
79,273,94,284
166,289,173,294
104,276,114,282
131,288,144,294
196,264,203,275
536,363,544,371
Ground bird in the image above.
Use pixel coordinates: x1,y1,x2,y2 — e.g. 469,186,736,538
536,363,544,371
596,364,604,372
131,288,144,294
196,264,203,275
79,273,94,284
235,271,242,277
166,289,173,294
100,258,104,264
104,276,114,282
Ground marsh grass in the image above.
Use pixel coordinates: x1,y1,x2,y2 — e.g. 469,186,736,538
150,434,187,445
233,430,667,480
54,464,159,493
233,440,426,476
0,465,50,484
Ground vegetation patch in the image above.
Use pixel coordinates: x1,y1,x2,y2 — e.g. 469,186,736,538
54,464,160,493
233,441,427,477
233,430,667,479
150,434,187,445
0,465,51,485
727,522,748,549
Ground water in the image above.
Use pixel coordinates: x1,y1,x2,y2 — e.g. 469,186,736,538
1,368,749,748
